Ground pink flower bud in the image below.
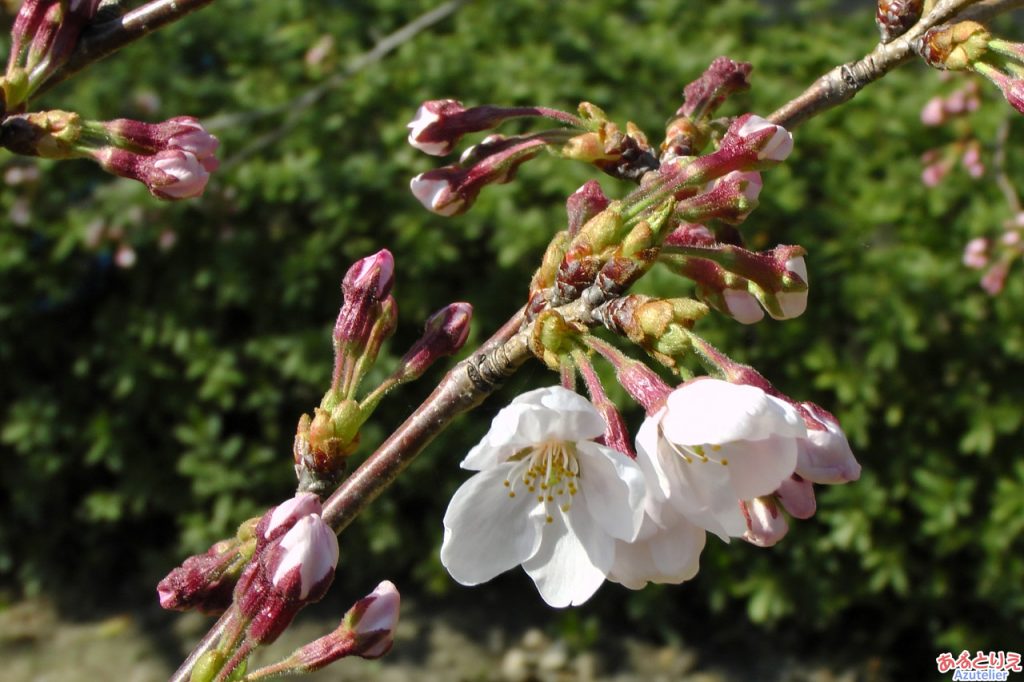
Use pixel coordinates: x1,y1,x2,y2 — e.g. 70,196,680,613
740,496,788,547
795,402,861,484
664,222,717,248
333,250,395,362
398,302,473,381
237,514,339,645
341,249,394,302
410,136,547,216
150,150,212,198
776,475,817,519
348,580,401,659
566,180,611,238
283,580,401,674
981,260,1009,295
723,288,765,324
961,141,984,178
407,100,471,156
920,96,946,126
93,148,212,199
257,492,324,547
104,116,219,162
410,170,467,216
157,539,242,615
269,514,339,600
729,114,794,163
676,171,763,225
775,256,808,319
678,56,752,121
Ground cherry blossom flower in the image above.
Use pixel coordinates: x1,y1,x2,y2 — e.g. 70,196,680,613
441,386,645,607
635,378,806,541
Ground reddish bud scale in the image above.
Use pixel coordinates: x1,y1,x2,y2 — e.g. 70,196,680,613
678,56,753,121
157,540,242,615
8,0,51,71
876,0,923,44
566,180,611,238
916,22,990,71
664,222,717,248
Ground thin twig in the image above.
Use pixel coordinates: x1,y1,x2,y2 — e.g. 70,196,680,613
992,117,1021,214
36,0,217,98
770,0,1024,129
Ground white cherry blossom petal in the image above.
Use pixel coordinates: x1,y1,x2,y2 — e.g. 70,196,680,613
719,436,798,500
441,463,542,585
523,505,611,607
576,442,645,542
662,381,805,446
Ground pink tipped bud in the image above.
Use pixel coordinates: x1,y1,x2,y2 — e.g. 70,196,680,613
256,492,323,547
280,580,402,675
269,514,339,601
727,114,794,163
677,170,763,224
407,100,476,156
341,249,394,302
410,136,547,216
157,539,243,615
398,302,473,381
346,580,401,659
723,288,764,324
741,496,788,547
94,148,212,200
104,116,219,161
237,514,339,645
406,100,564,156
566,180,611,238
774,256,808,319
410,170,467,216
678,56,753,121
333,250,396,389
776,475,817,520
795,402,861,484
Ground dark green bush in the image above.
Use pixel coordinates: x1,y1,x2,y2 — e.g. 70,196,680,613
1,0,1021,675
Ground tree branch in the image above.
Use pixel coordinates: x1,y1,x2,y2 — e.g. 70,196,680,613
35,0,217,98
770,0,1024,128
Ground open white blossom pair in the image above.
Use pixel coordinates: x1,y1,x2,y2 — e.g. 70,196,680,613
441,379,860,606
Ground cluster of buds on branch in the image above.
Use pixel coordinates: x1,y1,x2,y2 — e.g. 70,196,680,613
160,249,471,678
292,249,472,493
0,1,220,199
406,57,857,606
910,19,1024,295
163,493,401,681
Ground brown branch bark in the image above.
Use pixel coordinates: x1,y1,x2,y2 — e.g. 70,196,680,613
770,0,1024,129
35,0,217,98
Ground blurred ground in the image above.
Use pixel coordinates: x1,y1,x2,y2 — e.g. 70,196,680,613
0,595,886,682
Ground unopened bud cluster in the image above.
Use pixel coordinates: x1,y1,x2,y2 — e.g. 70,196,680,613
294,250,472,492
0,4,220,200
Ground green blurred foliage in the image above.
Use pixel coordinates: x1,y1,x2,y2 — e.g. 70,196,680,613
1,0,1023,675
